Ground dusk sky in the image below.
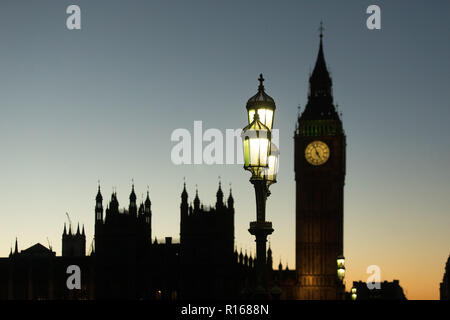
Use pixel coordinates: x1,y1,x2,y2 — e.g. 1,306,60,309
0,0,449,299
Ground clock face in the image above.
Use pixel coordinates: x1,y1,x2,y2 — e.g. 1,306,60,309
305,141,330,166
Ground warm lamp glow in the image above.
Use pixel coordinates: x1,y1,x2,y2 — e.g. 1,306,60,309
260,143,279,185
337,268,345,281
242,113,271,177
351,287,357,300
337,255,345,281
248,108,274,131
337,256,345,269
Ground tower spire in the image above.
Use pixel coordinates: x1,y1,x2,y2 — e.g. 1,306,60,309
95,183,104,222
144,186,151,214
216,177,224,208
299,22,339,121
181,179,188,203
319,21,324,39
96,182,103,201
129,180,137,209
145,188,151,206
311,22,330,87
194,185,200,211
227,183,234,209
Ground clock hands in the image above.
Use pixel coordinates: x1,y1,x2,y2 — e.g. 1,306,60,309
313,145,322,160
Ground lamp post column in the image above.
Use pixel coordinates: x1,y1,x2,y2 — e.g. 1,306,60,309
249,179,273,297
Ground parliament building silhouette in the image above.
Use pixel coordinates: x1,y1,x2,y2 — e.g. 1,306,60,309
0,182,296,300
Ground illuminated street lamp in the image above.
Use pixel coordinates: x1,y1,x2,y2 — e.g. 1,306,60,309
242,113,271,179
242,74,278,298
351,287,357,301
337,255,345,281
246,74,276,130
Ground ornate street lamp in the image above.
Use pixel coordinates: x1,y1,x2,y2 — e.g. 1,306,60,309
336,255,346,299
351,287,357,300
337,255,346,282
242,74,278,298
246,74,276,130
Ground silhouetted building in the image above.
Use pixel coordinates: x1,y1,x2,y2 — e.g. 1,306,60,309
62,223,86,257
93,184,158,299
1,182,283,300
293,29,346,299
272,260,297,300
0,239,92,300
440,254,450,300
179,182,236,299
351,280,407,300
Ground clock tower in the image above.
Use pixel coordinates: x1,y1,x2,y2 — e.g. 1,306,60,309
294,29,346,300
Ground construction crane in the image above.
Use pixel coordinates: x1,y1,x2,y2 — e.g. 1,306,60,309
65,212,72,233
87,237,95,256
46,237,52,251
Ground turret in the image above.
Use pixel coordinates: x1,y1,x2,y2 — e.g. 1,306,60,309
193,187,200,212
180,182,189,239
267,243,273,270
216,181,224,209
95,184,103,222
62,221,86,257
110,191,119,213
227,187,234,209
181,182,188,204
144,190,152,223
129,183,137,217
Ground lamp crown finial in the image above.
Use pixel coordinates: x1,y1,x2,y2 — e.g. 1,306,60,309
258,74,265,90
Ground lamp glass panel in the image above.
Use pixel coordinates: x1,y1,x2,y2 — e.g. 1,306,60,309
244,137,250,167
249,136,269,167
337,268,345,280
248,109,274,130
258,109,273,130
262,153,278,181
248,109,255,124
